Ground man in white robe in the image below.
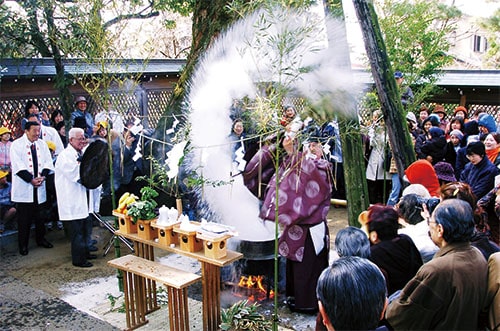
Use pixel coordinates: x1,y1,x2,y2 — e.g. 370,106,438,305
55,127,94,268
10,121,54,255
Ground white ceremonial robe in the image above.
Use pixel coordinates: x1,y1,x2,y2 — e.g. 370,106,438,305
40,125,64,157
55,144,89,220
10,134,54,203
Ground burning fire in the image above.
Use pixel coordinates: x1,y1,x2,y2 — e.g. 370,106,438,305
235,275,274,302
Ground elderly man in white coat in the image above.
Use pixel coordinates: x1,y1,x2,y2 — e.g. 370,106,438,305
55,127,95,268
10,121,55,255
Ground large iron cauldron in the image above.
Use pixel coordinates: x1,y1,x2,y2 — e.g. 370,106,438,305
234,238,277,260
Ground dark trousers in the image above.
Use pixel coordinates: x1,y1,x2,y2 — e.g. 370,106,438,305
16,202,45,250
286,230,329,311
71,217,92,265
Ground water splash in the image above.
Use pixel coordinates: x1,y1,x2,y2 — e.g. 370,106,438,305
184,6,359,241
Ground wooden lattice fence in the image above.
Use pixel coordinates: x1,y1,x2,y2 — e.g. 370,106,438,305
1,88,497,139
0,87,173,138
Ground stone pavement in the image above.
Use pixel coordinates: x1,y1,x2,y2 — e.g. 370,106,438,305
0,208,347,330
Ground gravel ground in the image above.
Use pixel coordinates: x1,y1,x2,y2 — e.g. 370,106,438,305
0,206,348,330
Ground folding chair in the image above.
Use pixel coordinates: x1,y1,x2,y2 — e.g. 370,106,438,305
91,212,134,256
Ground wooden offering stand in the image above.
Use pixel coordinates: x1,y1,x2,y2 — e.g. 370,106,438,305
112,210,137,234
137,219,158,241
196,232,232,259
150,220,180,246
173,222,203,253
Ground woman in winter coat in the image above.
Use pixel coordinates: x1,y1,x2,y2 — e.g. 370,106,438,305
421,127,447,165
460,141,500,201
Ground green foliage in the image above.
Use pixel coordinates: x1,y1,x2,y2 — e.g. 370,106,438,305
106,293,126,313
136,157,171,195
126,186,159,222
479,8,500,68
375,0,459,108
220,300,272,331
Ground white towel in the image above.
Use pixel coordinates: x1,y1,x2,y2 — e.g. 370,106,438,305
310,222,325,255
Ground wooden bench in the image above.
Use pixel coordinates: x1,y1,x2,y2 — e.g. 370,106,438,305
108,254,201,331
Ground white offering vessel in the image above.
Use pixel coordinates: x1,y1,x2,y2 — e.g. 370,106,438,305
157,205,169,226
168,207,179,223
179,214,198,231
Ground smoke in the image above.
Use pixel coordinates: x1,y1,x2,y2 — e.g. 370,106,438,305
184,6,359,241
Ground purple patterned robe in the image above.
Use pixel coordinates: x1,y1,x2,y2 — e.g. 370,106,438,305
256,151,332,262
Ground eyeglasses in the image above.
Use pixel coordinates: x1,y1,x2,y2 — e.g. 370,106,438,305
426,217,437,226
73,137,86,141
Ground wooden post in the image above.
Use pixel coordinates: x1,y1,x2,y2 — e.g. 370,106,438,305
326,0,371,225
351,0,416,176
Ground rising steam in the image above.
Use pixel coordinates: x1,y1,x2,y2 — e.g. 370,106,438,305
184,6,359,241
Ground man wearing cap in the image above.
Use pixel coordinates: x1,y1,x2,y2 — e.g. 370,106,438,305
71,96,94,137
0,170,16,233
10,121,55,255
394,71,413,108
0,126,12,174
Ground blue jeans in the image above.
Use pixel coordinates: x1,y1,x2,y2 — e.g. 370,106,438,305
71,216,92,265
387,173,401,206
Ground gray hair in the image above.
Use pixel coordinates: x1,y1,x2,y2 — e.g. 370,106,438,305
69,127,84,139
433,199,474,243
335,226,371,258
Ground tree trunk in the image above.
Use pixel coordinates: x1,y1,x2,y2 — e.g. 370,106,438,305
351,0,415,176
326,0,370,225
153,0,234,159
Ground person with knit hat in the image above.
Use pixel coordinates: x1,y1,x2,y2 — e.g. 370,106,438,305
433,161,457,185
478,113,497,140
0,126,12,175
453,106,468,121
404,159,441,197
406,112,421,138
445,116,465,144
421,127,447,165
460,141,500,200
444,129,464,175
415,114,440,160
432,104,448,131
0,170,16,233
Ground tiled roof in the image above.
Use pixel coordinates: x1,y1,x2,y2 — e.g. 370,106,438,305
1,58,185,78
1,58,498,87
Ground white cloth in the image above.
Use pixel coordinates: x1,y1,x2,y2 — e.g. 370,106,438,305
95,110,125,134
40,125,64,157
310,222,325,255
54,144,89,220
10,134,54,203
398,220,439,263
366,129,390,181
88,186,102,213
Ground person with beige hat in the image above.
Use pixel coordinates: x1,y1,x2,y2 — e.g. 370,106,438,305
0,169,16,233
0,126,12,174
71,96,94,137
